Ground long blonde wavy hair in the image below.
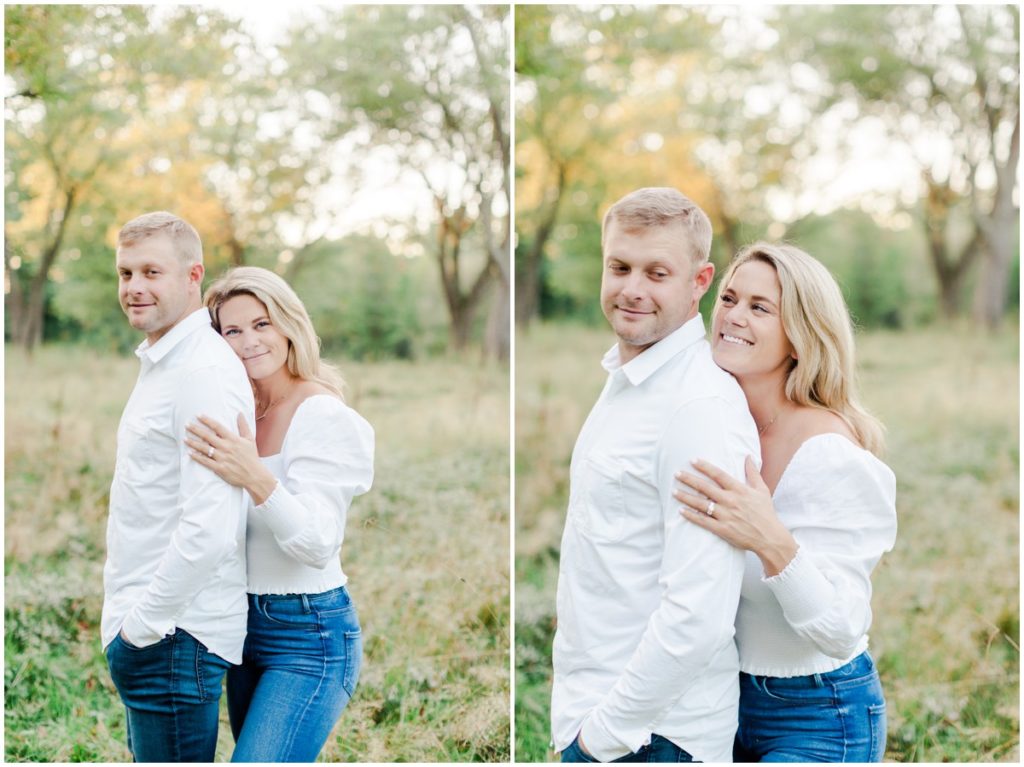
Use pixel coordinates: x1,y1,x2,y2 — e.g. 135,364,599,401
204,266,345,400
714,242,885,455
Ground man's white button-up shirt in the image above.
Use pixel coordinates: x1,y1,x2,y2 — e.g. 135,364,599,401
101,307,255,663
551,315,760,763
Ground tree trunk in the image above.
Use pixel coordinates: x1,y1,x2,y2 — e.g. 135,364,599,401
228,236,245,267
225,211,245,267
928,230,978,317
5,237,27,343
465,9,511,360
435,200,494,353
484,272,510,360
516,162,567,327
710,182,741,266
12,185,77,350
718,214,741,267
449,304,474,350
972,111,1019,329
482,221,511,361
922,176,980,317
974,209,1018,329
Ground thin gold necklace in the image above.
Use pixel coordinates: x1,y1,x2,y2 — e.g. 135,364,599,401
758,411,781,436
256,392,289,421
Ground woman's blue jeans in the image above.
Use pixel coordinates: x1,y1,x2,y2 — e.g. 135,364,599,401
227,585,363,762
734,651,887,762
105,628,231,762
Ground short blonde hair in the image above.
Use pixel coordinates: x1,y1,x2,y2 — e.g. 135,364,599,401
204,266,345,399
117,211,202,265
602,187,713,268
714,242,885,455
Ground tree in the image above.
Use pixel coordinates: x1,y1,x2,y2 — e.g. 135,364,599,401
776,4,1020,326
280,5,510,358
5,6,145,349
4,6,245,349
515,6,758,326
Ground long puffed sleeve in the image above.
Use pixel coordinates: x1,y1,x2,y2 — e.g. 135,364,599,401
762,434,896,660
253,395,374,569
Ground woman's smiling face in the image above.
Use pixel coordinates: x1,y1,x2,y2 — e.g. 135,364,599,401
711,259,796,383
217,293,290,381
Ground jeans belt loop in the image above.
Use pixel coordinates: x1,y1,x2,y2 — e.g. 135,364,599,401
300,593,312,613
812,672,824,687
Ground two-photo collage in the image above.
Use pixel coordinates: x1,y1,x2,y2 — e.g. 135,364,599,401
4,3,1019,764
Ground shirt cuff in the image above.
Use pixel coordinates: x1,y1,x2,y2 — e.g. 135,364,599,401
119,611,167,649
253,481,304,542
579,715,633,763
762,545,835,626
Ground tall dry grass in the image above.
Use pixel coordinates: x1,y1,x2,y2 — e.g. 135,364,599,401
514,321,1019,763
4,344,510,762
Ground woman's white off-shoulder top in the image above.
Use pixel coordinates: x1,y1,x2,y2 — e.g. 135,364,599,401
246,395,374,595
736,433,897,677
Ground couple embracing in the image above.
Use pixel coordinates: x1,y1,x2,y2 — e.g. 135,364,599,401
553,188,897,763
102,212,373,762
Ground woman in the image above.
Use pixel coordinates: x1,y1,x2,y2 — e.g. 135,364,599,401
184,266,374,762
673,242,896,762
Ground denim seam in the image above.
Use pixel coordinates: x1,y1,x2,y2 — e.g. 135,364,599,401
277,616,330,760
831,673,881,692
258,596,320,628
169,632,182,763
831,681,848,763
867,702,887,761
342,630,361,697
196,642,207,703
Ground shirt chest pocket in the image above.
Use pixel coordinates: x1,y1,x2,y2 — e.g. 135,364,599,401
115,420,155,482
571,455,632,543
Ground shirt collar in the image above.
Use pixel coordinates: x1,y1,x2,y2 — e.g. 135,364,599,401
136,307,213,364
601,314,707,386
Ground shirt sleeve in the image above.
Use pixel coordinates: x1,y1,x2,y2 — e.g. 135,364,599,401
762,445,897,659
252,397,374,569
119,362,253,648
579,396,757,761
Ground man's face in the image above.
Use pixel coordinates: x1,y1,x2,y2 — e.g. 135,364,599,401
600,221,713,363
116,234,201,345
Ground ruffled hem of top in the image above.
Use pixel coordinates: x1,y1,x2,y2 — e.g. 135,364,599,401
739,638,869,678
246,572,347,596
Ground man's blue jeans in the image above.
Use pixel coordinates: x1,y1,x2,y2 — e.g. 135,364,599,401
562,734,697,762
226,586,362,762
105,628,231,762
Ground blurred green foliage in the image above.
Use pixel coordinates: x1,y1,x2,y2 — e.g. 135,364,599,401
515,5,1019,331
5,5,508,358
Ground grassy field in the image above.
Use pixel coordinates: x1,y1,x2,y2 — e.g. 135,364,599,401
4,344,510,762
514,321,1019,762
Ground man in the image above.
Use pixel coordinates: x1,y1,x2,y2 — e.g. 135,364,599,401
552,188,760,762
102,212,255,762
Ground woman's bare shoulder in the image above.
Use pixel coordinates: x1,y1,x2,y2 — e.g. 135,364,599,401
792,406,859,446
295,380,340,401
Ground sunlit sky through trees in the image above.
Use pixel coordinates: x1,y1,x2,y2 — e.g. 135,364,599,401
515,4,1017,236
143,2,500,257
